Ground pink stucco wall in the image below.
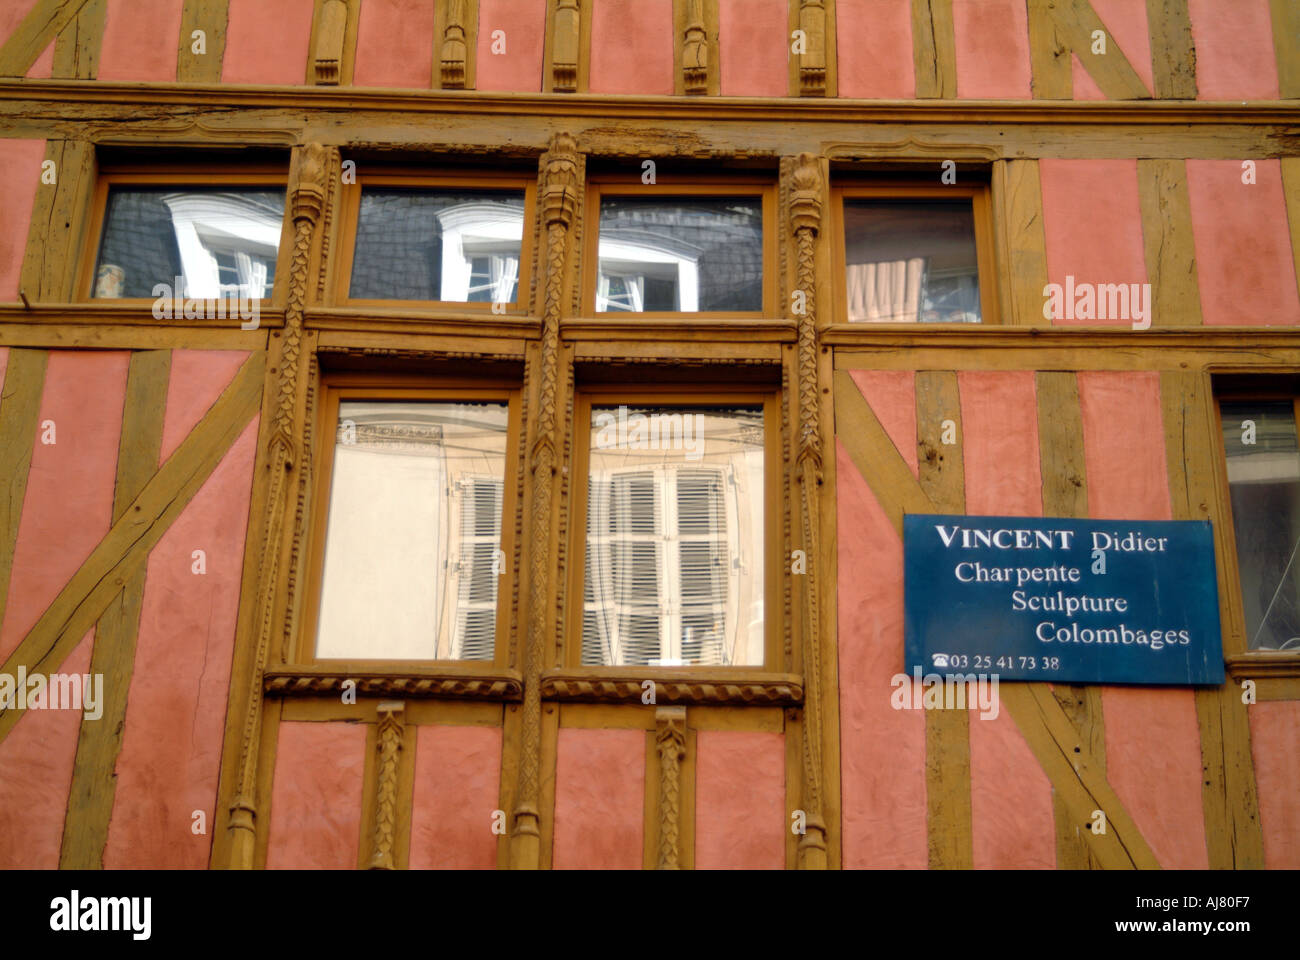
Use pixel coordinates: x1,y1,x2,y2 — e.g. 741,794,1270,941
409,724,502,869
353,0,434,88
1186,159,1300,326
1071,0,1154,100
718,0,788,97
0,350,128,868
0,138,44,301
1079,371,1208,870
97,0,181,82
694,729,785,868
1249,701,1300,868
551,726,643,868
952,0,1031,99
836,0,913,99
266,721,366,869
958,371,1056,869
103,351,256,869
222,0,313,85
475,0,545,92
590,0,672,96
1188,0,1279,100
1039,159,1148,326
837,371,926,867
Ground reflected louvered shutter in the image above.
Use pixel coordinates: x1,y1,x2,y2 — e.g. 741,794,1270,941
675,469,728,665
582,470,664,665
452,476,503,661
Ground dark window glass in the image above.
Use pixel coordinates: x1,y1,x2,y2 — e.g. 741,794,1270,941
596,197,763,313
349,188,525,302
843,198,981,323
1222,401,1300,651
94,187,284,299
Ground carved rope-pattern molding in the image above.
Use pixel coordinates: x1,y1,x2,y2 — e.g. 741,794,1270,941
264,671,524,700
225,143,328,870
655,706,687,870
541,674,804,705
787,152,828,869
368,702,404,870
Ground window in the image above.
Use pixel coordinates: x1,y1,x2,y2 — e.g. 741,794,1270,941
569,391,780,669
1219,396,1300,652
304,380,520,664
832,183,995,324
583,181,775,317
337,172,534,307
84,173,288,301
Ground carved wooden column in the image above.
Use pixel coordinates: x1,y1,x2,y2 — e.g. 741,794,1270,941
440,0,469,88
788,153,829,869
551,0,581,92
655,706,687,869
510,133,580,869
224,143,329,870
798,0,827,96
368,702,405,870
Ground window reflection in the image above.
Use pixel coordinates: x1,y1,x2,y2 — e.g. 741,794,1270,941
94,187,284,299
596,197,763,313
1222,401,1300,651
582,405,765,667
350,189,525,303
315,401,509,661
843,199,981,323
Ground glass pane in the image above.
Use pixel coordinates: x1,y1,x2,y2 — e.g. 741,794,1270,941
582,404,765,666
843,198,981,323
596,197,763,313
1221,401,1300,651
349,188,525,302
315,400,509,661
94,187,284,299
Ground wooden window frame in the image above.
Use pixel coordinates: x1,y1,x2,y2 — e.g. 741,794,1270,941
1211,382,1300,668
829,181,999,326
76,165,293,307
332,169,537,312
298,373,524,673
564,384,784,676
580,178,778,320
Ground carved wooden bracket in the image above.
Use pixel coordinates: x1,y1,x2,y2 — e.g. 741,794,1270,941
798,1,827,96
551,0,581,92
655,707,687,869
440,0,469,89
368,701,405,870
682,0,708,95
313,0,348,85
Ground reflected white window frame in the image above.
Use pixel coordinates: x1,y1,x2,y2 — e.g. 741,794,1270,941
162,192,283,299
582,181,776,318
338,171,536,309
302,377,523,669
830,181,998,326
567,389,781,674
80,169,290,303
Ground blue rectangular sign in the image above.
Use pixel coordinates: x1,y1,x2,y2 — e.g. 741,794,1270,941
903,514,1225,685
